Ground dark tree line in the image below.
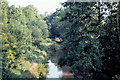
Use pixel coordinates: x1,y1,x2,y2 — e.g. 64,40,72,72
45,1,120,80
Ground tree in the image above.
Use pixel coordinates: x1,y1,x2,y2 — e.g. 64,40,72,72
57,1,120,80
44,8,65,38
1,1,50,78
97,2,120,80
57,2,105,79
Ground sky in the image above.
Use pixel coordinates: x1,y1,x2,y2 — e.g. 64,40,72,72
7,0,67,14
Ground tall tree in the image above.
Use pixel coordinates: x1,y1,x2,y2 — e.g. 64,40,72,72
58,2,105,79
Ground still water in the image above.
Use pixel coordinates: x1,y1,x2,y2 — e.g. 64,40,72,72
46,60,63,78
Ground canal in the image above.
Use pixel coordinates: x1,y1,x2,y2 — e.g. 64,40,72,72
45,43,75,80
46,59,63,78
46,58,74,80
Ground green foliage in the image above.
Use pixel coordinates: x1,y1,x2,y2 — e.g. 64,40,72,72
38,63,47,78
45,2,120,80
1,0,51,78
2,0,120,79
44,8,65,38
113,75,120,80
97,2,120,80
56,2,104,78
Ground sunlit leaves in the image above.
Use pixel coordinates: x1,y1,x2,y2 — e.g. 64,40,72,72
2,1,50,78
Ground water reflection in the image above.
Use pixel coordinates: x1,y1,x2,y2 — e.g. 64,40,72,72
46,60,63,78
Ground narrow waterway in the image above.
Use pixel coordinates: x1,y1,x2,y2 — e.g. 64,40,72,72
46,59,74,80
46,60,63,78
46,45,74,80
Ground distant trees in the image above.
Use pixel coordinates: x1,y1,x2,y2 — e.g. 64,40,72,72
44,8,65,38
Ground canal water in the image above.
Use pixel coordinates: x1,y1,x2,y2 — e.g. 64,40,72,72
46,48,74,80
46,59,74,80
46,60,63,78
